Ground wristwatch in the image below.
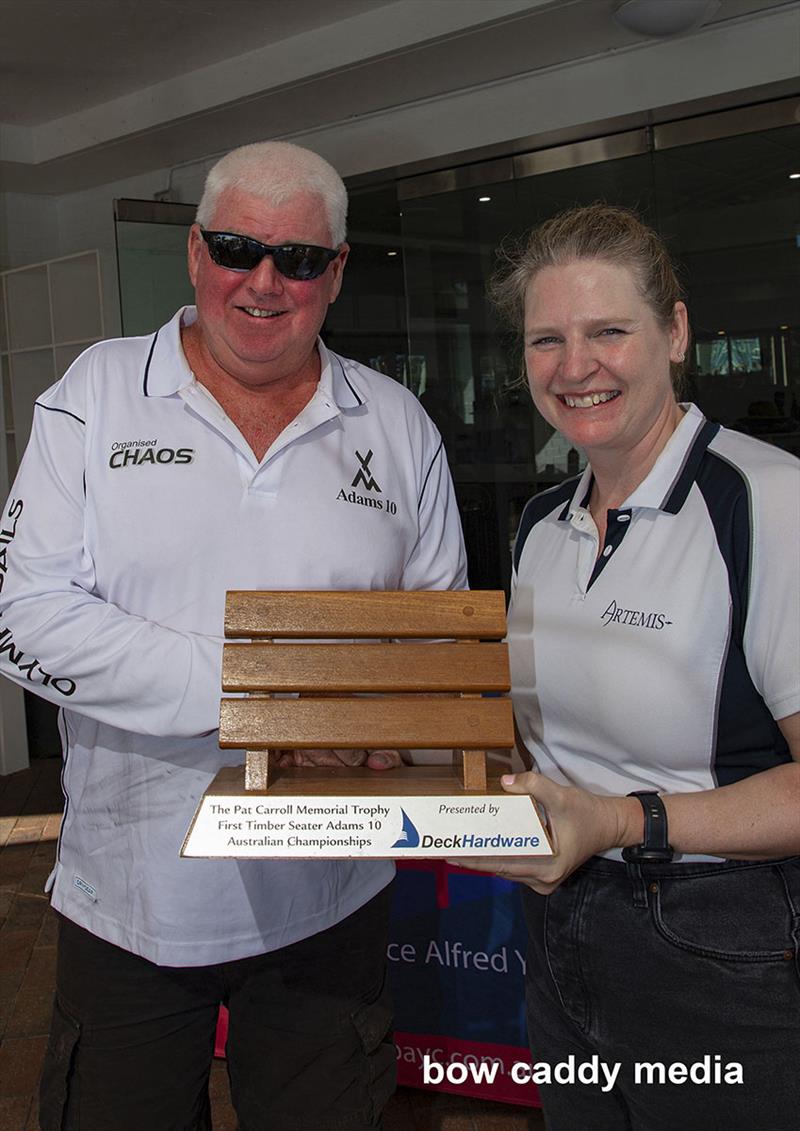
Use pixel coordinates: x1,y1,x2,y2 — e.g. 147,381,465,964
621,791,674,863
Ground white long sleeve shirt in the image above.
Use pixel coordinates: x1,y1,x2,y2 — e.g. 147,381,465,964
0,307,467,964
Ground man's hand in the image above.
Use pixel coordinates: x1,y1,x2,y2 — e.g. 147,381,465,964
275,748,402,770
448,772,632,895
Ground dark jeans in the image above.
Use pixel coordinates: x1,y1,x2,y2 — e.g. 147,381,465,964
39,886,395,1131
522,856,800,1131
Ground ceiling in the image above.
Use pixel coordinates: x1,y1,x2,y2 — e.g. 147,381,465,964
0,0,794,195
0,0,390,126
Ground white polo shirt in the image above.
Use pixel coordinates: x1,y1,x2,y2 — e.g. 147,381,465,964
0,307,467,965
508,404,799,858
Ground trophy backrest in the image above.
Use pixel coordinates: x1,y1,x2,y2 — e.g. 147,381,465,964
219,590,514,792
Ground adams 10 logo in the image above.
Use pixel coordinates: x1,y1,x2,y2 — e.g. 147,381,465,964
337,449,398,515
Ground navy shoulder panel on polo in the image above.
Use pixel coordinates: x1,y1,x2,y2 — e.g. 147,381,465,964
696,447,790,785
663,418,720,512
513,477,579,572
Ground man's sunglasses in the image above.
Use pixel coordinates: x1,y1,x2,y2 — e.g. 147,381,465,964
200,229,340,280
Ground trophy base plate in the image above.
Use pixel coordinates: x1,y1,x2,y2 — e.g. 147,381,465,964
182,762,552,859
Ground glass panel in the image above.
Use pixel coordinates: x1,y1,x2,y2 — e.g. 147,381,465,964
400,178,525,590
654,123,800,458
400,154,655,591
50,253,103,343
323,183,407,375
116,220,194,336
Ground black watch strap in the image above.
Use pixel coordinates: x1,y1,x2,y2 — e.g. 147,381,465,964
621,791,673,863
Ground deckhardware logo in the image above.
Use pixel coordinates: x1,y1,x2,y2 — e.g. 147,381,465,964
337,448,398,515
601,599,673,630
391,808,540,851
108,439,194,468
392,809,420,848
419,833,540,850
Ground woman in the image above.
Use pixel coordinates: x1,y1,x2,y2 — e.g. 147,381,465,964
459,204,799,1129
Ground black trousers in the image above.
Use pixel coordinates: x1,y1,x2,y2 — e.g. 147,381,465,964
39,886,395,1131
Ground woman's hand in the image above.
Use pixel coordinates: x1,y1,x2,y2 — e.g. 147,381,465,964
448,772,635,895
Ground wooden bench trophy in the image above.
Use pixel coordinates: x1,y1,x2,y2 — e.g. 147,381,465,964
182,590,550,860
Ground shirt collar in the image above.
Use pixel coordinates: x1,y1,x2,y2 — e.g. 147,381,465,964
559,404,720,520
140,307,366,409
141,307,195,397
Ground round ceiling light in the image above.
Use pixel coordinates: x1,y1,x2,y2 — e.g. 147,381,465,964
613,0,721,38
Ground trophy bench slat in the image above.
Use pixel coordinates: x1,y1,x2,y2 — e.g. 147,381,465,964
224,589,506,639
220,696,514,751
222,642,511,693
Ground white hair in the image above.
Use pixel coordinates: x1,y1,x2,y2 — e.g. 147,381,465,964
195,141,348,245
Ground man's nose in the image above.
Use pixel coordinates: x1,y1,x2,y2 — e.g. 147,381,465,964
246,252,285,295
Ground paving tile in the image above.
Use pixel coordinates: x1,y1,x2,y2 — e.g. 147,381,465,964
208,1094,238,1131
0,817,17,848
43,816,61,838
2,894,48,932
19,949,57,990
0,847,37,886
0,889,15,920
0,994,17,1039
0,1035,48,1097
34,912,58,949
7,828,42,849
0,928,38,973
208,1060,237,1128
0,968,27,1005
0,1095,33,1131
5,989,54,1039
14,814,47,831
473,1105,544,1129
19,867,52,897
208,1058,231,1097
383,1087,417,1130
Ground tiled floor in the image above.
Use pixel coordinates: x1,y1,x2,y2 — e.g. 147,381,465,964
1,758,544,1130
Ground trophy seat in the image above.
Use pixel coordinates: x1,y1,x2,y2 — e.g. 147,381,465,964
219,589,514,792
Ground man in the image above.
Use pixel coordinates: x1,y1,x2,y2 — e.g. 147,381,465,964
0,141,467,1130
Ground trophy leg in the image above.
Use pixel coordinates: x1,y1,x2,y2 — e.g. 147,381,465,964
245,749,275,791
454,749,488,791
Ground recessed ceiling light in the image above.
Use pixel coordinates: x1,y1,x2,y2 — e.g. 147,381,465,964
387,250,398,257
478,196,491,203
780,324,789,330
717,330,726,336
790,173,800,180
